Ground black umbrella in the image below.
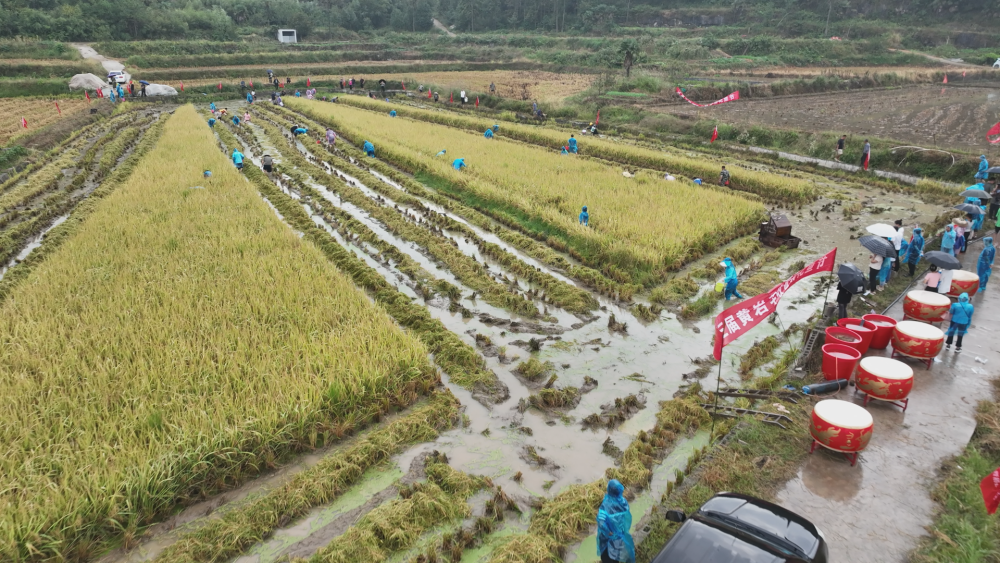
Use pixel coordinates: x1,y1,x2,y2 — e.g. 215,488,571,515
837,263,866,294
139,80,149,85
954,203,984,216
961,188,990,199
858,235,896,257
985,166,1000,174
922,250,961,270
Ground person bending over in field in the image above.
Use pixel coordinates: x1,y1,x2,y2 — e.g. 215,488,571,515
453,158,467,171
262,154,274,174
579,206,589,226
436,149,447,157
484,128,494,139
207,117,216,128
719,166,730,187
364,141,376,157
231,116,241,127
292,126,308,136
231,148,244,171
326,128,336,146
390,110,397,117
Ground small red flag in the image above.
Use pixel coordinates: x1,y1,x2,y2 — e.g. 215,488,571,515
710,125,718,143
595,110,600,125
863,152,870,171
943,75,948,84
307,77,311,87
475,96,479,108
449,92,453,103
180,81,184,91
55,102,61,114
218,82,223,91
279,82,284,88
982,467,1000,515
97,87,104,98
988,122,1000,144
85,91,91,103
428,89,432,99
20,117,28,129
250,79,254,88
402,83,406,91
962,71,966,78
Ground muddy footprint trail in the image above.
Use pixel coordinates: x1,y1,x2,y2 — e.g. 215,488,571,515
0,107,165,284
94,104,831,563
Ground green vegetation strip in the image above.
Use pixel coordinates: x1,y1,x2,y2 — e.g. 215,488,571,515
268,103,633,299
154,393,460,563
210,119,505,400
333,95,816,204
912,379,1000,562
0,106,439,562
310,454,492,563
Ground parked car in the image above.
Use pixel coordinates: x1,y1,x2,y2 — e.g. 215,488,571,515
651,493,829,563
107,71,127,85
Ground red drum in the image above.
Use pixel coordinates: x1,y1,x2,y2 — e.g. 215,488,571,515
821,343,861,381
809,399,874,466
903,290,950,322
855,356,914,411
947,270,979,298
861,314,897,350
836,318,873,354
824,326,863,353
891,320,944,369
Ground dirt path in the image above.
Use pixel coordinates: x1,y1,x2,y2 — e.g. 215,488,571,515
776,238,998,562
70,43,130,82
889,48,982,68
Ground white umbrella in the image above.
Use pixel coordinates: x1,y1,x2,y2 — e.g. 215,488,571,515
866,223,897,238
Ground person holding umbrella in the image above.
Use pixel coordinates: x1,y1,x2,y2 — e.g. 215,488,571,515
859,234,894,294
867,252,883,294
979,237,995,291
905,227,925,276
836,263,866,319
944,293,974,353
941,224,957,256
968,197,986,240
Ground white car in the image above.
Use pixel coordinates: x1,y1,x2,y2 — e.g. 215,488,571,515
107,71,127,85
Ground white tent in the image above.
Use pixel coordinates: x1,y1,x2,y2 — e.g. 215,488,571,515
145,84,178,97
68,73,106,91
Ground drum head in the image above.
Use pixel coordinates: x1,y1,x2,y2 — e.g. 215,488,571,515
907,290,951,307
896,320,945,340
952,270,979,283
813,399,873,429
859,356,913,381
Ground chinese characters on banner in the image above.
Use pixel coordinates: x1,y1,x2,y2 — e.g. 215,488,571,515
675,87,741,108
713,248,837,360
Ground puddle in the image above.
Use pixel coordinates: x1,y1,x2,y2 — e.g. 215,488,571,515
0,214,69,281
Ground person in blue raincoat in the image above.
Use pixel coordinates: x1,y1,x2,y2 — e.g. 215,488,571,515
978,237,995,291
941,224,956,256
364,141,375,157
246,92,253,104
231,115,241,126
210,102,216,113
207,117,216,128
116,84,125,100
722,257,744,300
436,149,447,157
905,227,924,276
878,246,893,289
975,155,990,181
945,292,974,352
561,146,569,154
231,148,244,170
568,135,578,153
579,206,589,226
484,128,494,139
389,109,397,117
453,158,466,171
597,479,635,563
492,124,499,133
292,126,307,136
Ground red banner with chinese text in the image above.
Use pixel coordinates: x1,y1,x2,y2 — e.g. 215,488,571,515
713,248,837,360
982,467,1000,515
676,87,740,108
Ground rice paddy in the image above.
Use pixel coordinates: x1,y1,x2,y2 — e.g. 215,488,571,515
0,97,90,144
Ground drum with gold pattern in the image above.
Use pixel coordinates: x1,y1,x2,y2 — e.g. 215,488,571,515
903,290,951,322
856,356,914,409
810,399,874,455
947,270,980,298
892,320,944,359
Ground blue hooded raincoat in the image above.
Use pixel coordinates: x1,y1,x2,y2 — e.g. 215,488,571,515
453,158,466,171
597,480,635,563
363,141,375,156
979,237,995,290
941,226,956,256
579,206,589,226
946,293,974,337
722,257,743,300
231,149,244,165
968,197,986,231
484,129,494,139
975,155,990,180
568,136,578,153
906,228,924,265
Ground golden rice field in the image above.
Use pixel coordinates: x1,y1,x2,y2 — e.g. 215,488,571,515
0,98,91,145
330,95,817,203
289,98,765,285
0,105,436,560
382,70,593,102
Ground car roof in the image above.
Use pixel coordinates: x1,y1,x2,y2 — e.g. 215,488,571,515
650,520,784,563
698,493,820,556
